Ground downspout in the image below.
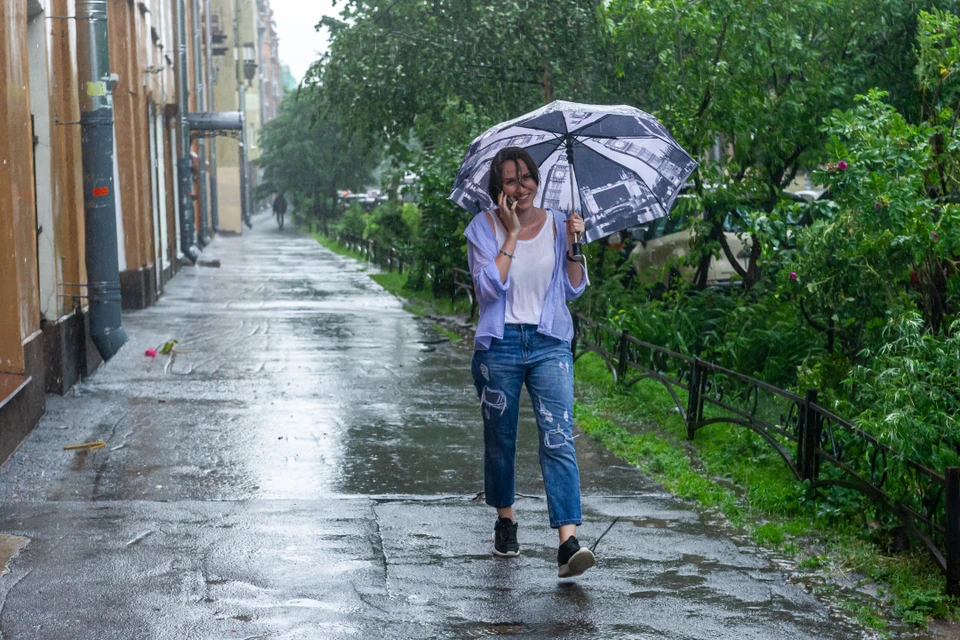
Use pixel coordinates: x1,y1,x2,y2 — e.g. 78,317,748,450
235,3,251,229
191,0,210,245
176,0,200,261
204,0,219,232
76,0,129,359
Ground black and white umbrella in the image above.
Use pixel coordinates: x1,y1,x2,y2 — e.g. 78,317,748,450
449,100,697,249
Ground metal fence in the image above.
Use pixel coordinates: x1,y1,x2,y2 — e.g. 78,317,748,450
332,234,478,320
571,310,960,596
452,268,477,319
336,233,408,275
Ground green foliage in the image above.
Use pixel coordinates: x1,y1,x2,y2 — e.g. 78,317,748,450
335,204,367,238
310,0,614,151
790,91,954,359
847,314,960,470
257,90,378,227
364,201,417,249
602,0,929,290
407,137,472,295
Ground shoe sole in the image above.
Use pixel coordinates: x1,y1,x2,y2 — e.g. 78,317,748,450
558,548,595,578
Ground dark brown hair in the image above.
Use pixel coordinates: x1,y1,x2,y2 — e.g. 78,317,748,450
488,147,540,203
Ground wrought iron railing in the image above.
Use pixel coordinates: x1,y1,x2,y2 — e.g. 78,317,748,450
336,233,408,275
452,268,477,319
331,234,478,319
571,310,960,596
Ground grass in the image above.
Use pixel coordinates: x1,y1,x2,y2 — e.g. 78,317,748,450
573,350,960,630
312,231,473,320
313,230,957,630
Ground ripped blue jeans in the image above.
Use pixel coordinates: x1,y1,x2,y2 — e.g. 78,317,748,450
471,324,582,528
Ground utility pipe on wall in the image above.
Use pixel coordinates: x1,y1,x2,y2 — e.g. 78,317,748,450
76,0,128,360
235,4,251,229
204,0,220,232
176,0,200,261
191,0,210,245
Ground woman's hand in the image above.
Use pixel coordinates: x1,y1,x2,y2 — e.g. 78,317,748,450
565,211,585,248
497,192,521,238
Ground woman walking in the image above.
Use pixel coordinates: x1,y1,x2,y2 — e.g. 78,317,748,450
463,146,594,578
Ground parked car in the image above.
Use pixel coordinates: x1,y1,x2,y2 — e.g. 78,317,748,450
628,186,829,289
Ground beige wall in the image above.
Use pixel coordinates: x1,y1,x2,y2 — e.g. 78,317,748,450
217,164,243,233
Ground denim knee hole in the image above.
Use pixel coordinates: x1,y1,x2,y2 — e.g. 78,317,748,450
544,428,571,449
480,386,507,419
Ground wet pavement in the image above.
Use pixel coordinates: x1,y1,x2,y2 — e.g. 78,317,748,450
0,212,870,638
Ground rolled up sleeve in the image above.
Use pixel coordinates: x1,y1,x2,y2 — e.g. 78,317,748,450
468,240,510,304
563,260,588,301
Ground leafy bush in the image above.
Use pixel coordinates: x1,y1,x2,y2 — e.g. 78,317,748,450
408,140,471,295
333,204,366,238
364,201,417,250
848,313,960,471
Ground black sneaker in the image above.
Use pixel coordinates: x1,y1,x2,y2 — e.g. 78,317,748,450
493,517,520,557
557,536,595,578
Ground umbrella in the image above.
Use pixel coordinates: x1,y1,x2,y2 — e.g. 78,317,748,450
449,100,698,254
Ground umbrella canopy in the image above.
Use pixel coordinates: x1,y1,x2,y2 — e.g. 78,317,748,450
449,100,698,244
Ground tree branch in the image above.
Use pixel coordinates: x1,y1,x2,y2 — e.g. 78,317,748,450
696,16,731,119
799,297,829,333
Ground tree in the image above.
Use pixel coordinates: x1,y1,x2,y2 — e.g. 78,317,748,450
789,8,960,360
258,89,378,228
309,0,616,152
603,0,934,290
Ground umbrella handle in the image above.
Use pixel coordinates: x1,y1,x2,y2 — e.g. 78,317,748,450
572,232,583,259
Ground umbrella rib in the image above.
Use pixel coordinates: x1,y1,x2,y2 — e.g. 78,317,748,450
569,113,612,136
469,129,562,158
569,113,678,147
574,133,674,142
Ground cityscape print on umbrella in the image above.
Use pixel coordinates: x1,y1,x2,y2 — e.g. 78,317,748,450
449,101,698,245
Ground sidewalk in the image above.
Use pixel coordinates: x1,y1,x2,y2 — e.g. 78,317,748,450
0,213,866,638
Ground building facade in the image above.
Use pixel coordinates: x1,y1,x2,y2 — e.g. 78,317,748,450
0,0,281,462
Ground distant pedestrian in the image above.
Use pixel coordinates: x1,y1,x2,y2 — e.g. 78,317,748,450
463,146,593,578
273,193,287,230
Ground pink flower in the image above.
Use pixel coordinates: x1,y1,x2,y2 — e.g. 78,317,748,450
837,161,848,171
145,348,157,358
789,272,798,282
933,232,939,242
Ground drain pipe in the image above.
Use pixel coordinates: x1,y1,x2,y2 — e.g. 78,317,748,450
76,0,129,359
239,81,252,229
204,0,220,232
235,7,252,229
192,0,210,245
176,0,200,261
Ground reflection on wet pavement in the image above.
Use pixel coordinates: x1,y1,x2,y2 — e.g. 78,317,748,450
0,213,868,638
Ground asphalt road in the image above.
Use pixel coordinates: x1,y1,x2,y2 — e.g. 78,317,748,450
0,212,869,639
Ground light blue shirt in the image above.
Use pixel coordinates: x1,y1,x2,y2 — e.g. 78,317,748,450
464,208,587,351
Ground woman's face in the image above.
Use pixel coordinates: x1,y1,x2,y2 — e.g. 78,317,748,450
500,159,537,211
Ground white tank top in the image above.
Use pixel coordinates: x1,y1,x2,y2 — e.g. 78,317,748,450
493,212,556,325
